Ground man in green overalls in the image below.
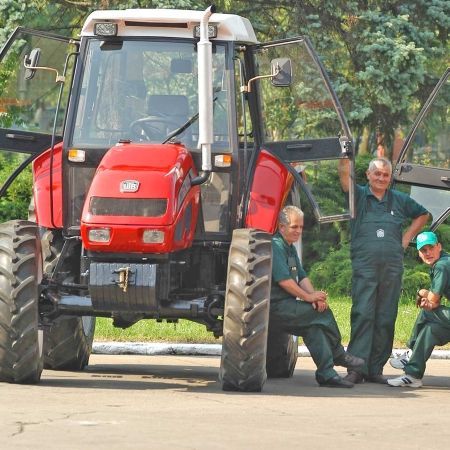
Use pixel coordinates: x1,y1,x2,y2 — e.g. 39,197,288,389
339,157,429,384
388,231,450,387
270,205,364,388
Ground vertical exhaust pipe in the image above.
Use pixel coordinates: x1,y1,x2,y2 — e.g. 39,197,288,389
191,4,216,186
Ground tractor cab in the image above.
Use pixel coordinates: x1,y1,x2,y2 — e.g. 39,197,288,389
0,6,355,391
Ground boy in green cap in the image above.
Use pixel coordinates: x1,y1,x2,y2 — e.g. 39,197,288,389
388,231,450,387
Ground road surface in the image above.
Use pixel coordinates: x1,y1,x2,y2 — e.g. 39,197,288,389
1,354,449,449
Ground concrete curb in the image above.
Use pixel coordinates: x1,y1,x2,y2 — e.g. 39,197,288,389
93,342,450,359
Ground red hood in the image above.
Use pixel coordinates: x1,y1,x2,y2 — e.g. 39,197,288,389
82,142,195,226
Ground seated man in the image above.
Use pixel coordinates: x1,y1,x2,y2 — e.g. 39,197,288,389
388,231,450,388
270,206,364,388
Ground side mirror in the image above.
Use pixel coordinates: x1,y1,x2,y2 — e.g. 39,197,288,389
271,58,292,87
24,48,41,80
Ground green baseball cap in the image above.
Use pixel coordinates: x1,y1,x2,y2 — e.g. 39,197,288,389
416,231,438,250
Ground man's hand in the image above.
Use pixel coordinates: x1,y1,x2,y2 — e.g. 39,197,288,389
415,289,423,307
417,288,440,310
312,300,329,312
307,290,327,303
420,298,439,310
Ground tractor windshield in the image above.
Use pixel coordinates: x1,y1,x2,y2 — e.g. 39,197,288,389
71,39,230,151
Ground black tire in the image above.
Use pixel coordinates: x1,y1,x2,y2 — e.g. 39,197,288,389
41,229,95,370
0,220,43,384
44,316,95,370
266,325,298,378
219,229,272,392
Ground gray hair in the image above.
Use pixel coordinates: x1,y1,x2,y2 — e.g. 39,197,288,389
278,205,304,225
368,157,392,173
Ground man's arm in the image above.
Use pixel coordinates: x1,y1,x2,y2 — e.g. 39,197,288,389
278,278,327,303
338,159,350,193
402,214,430,249
418,288,441,310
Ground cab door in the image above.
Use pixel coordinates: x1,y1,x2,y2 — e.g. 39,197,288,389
245,37,354,226
392,68,449,230
0,28,75,198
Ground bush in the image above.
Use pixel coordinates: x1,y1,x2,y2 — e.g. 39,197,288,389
308,244,353,296
0,153,32,222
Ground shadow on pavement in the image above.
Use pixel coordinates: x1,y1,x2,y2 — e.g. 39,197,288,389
38,356,449,398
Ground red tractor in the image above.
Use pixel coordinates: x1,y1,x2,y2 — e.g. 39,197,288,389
0,6,357,391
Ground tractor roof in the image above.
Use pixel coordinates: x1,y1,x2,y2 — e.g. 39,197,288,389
81,9,258,44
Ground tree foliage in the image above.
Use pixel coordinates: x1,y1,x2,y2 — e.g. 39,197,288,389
1,0,447,156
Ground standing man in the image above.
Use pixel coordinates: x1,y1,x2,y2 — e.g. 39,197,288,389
388,231,449,387
270,205,364,388
339,157,429,384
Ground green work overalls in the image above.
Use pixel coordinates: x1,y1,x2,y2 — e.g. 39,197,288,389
270,233,347,384
405,307,450,378
404,252,450,379
348,188,406,376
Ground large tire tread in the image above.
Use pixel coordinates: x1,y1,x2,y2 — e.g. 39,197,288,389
0,220,43,384
219,229,272,392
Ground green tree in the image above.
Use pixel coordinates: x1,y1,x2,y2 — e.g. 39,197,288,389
215,1,448,157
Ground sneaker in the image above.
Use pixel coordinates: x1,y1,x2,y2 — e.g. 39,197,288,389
387,374,422,388
390,350,411,370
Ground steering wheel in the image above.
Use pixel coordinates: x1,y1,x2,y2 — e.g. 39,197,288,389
129,115,181,142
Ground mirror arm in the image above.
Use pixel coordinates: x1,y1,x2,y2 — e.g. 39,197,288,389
23,57,65,83
240,65,280,93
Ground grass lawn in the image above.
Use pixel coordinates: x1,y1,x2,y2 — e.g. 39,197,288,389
95,295,449,349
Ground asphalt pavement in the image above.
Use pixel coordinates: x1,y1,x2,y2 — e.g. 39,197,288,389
2,353,450,449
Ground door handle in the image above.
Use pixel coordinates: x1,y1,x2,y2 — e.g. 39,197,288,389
6,133,36,141
287,143,312,150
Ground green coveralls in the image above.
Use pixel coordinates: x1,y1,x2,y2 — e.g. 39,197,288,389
348,185,428,377
270,232,347,384
404,252,450,379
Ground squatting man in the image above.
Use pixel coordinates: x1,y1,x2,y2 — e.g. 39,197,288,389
388,231,450,388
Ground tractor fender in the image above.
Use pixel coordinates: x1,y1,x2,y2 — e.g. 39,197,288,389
245,150,293,233
31,143,63,228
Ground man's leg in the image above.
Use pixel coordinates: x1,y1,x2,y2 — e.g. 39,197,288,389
270,299,344,383
302,325,338,384
369,260,402,376
405,309,450,379
346,261,378,376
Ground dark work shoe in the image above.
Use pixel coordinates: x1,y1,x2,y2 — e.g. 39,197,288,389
319,375,354,388
335,353,365,370
344,371,364,384
365,374,388,384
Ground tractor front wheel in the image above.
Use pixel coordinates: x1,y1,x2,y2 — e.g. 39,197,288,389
41,229,95,370
219,229,272,392
0,220,43,384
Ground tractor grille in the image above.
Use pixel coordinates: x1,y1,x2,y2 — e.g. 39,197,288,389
89,197,167,217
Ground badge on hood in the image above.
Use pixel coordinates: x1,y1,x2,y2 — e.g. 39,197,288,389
120,180,140,193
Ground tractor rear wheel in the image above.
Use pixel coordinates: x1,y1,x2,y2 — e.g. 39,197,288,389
266,326,298,378
219,229,272,392
0,220,43,384
41,229,95,370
